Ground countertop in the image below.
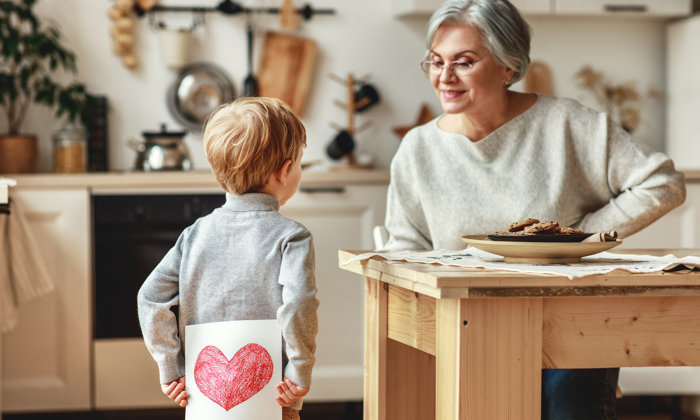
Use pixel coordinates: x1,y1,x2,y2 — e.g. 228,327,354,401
4,168,390,192
5,168,699,191
683,170,700,181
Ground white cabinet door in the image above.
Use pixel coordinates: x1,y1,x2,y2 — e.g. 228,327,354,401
391,0,690,17
392,0,552,16
512,0,552,14
666,15,700,171
1,189,91,412
554,0,691,17
618,182,700,396
280,184,388,401
391,0,441,17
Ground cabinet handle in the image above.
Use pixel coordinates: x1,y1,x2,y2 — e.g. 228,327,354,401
300,186,345,193
604,4,647,12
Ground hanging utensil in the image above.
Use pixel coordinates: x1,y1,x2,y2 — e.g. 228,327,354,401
243,14,258,97
280,0,299,31
257,31,317,116
166,62,236,131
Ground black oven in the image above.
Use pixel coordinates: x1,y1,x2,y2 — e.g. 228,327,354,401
92,193,225,339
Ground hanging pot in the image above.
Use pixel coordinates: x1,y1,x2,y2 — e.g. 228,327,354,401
167,62,236,131
157,27,193,69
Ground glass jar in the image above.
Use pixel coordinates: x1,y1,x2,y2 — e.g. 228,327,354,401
53,123,87,173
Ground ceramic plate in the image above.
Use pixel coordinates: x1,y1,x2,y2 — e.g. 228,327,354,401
461,235,622,263
487,233,593,242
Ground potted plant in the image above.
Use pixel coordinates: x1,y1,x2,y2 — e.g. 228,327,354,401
0,0,91,173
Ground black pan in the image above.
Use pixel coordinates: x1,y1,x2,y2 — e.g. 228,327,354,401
487,233,594,242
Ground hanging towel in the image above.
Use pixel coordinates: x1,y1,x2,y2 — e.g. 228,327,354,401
1,195,55,333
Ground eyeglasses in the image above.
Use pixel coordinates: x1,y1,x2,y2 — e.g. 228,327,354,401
419,59,478,77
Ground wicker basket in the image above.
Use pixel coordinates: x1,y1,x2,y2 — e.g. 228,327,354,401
0,134,38,174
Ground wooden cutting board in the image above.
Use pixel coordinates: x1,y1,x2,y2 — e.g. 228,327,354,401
524,60,553,95
257,31,317,117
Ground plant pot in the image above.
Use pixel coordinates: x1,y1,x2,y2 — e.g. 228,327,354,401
0,134,38,174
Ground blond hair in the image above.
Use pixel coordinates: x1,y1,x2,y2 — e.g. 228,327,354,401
203,97,306,194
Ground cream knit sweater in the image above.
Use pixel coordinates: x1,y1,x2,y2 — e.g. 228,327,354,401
385,94,686,250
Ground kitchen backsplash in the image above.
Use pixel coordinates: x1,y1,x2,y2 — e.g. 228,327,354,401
0,0,672,173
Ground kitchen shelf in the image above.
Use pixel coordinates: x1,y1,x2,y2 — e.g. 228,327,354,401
391,0,691,17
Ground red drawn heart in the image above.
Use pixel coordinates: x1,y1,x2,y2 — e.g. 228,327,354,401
194,343,274,411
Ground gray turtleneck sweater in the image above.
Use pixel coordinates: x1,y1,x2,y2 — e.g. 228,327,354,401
137,193,318,409
385,94,686,250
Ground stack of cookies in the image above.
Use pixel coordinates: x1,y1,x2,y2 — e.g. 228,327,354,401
497,219,584,235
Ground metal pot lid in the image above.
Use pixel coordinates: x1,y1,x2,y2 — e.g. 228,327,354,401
167,62,236,132
142,123,187,138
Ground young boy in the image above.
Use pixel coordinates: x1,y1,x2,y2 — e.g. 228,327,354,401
137,97,319,420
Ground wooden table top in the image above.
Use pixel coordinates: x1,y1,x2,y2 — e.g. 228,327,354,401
338,249,700,299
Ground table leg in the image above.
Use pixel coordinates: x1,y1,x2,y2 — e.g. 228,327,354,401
436,297,543,419
364,277,435,420
364,277,387,420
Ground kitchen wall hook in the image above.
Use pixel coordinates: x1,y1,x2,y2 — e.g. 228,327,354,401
148,9,205,31
133,0,334,21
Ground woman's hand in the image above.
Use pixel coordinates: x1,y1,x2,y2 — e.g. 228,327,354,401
275,377,309,407
161,376,188,407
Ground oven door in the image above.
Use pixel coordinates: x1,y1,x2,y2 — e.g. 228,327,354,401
92,193,224,409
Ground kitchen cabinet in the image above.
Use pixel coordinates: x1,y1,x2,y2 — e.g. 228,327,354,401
3,172,388,412
1,189,91,412
619,182,700,249
390,0,440,17
666,15,700,171
280,184,388,401
391,0,550,17
617,181,700,398
391,0,691,17
515,0,551,14
554,0,691,16
93,181,389,409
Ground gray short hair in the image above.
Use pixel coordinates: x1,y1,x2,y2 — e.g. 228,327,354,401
426,0,531,86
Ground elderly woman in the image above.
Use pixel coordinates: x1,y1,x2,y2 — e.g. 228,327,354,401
384,0,686,418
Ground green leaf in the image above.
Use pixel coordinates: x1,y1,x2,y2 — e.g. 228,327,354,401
0,0,90,133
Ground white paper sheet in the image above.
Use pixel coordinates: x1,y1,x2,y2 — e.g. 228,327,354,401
185,319,282,420
343,247,700,279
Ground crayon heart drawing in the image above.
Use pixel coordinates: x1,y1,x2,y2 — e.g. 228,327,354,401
194,343,274,411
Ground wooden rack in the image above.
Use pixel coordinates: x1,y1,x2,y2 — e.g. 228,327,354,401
329,73,374,168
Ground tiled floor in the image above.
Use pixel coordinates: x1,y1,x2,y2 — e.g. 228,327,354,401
2,402,363,420
618,396,699,420
4,397,699,419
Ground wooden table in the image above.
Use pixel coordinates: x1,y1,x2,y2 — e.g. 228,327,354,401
338,249,700,420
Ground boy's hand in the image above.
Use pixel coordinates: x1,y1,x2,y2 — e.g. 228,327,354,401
161,376,188,407
275,377,309,407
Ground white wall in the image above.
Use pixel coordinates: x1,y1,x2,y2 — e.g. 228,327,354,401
523,15,667,153
1,1,673,172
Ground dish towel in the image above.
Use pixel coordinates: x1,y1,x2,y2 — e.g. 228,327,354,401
343,247,700,280
1,194,55,333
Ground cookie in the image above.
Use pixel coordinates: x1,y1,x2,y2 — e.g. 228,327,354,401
523,221,560,234
507,218,540,232
560,226,584,234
